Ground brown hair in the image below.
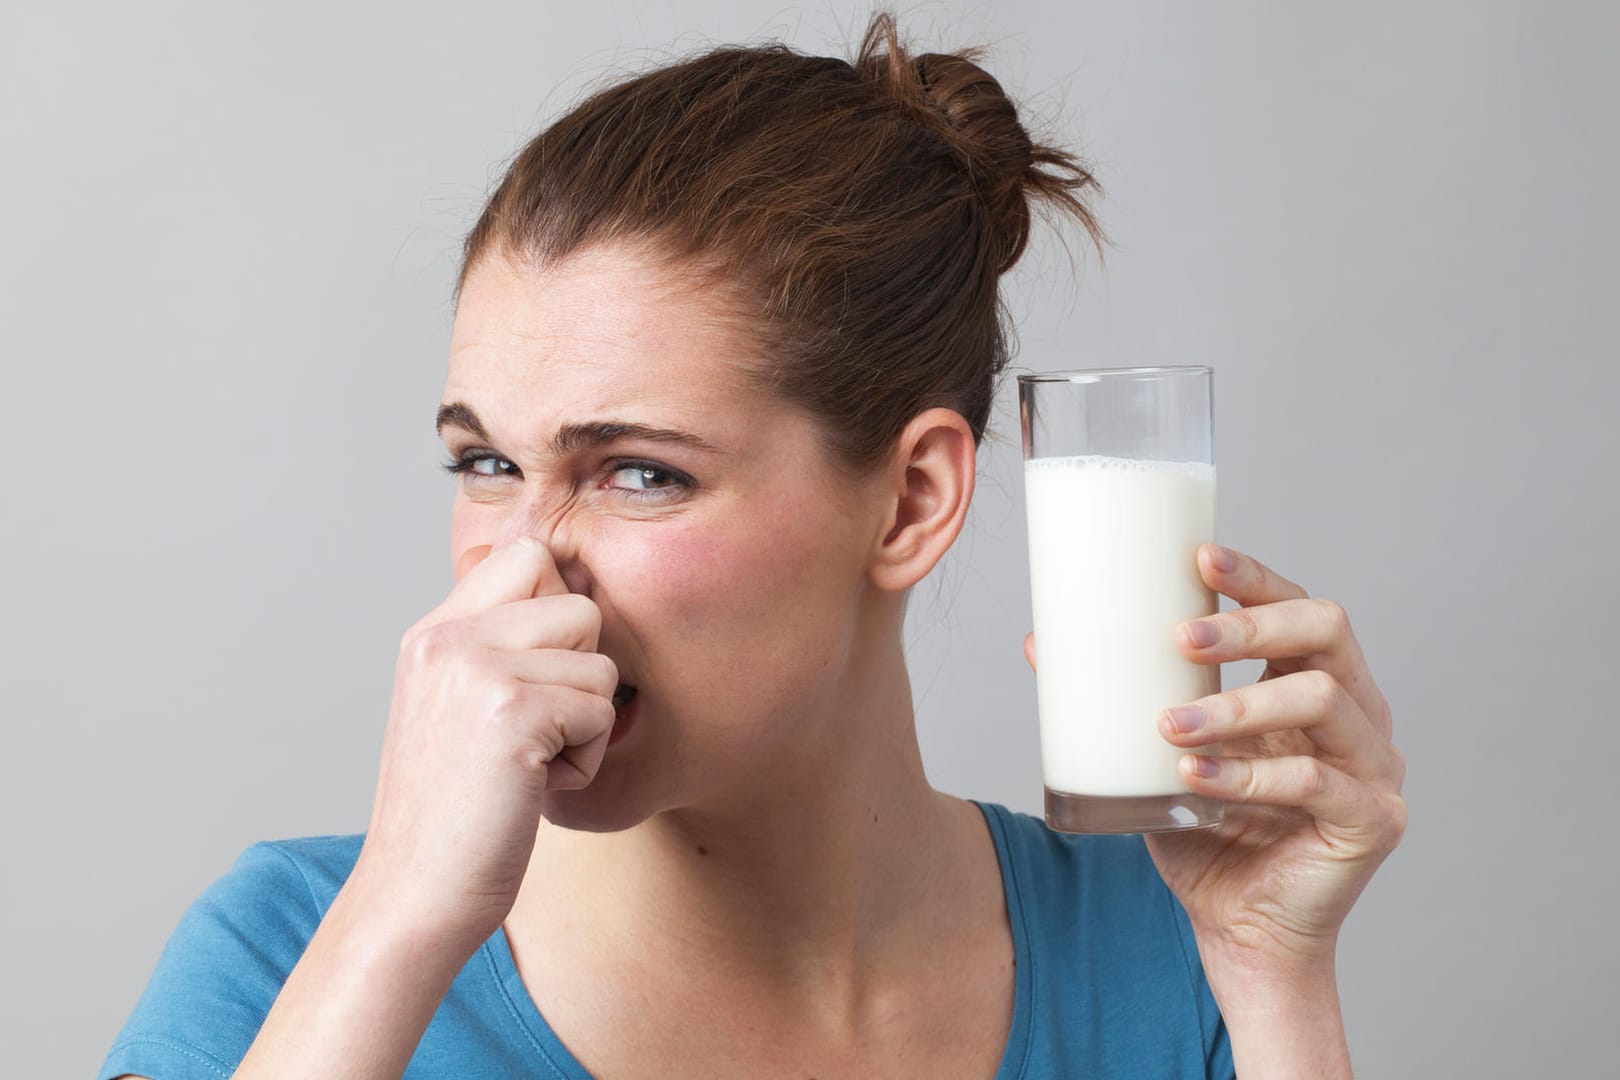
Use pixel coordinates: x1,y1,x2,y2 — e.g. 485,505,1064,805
457,12,1104,476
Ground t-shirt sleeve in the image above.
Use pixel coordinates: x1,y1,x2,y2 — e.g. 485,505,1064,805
99,841,326,1080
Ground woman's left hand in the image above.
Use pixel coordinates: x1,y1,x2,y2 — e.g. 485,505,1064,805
1025,542,1407,975
1149,542,1406,974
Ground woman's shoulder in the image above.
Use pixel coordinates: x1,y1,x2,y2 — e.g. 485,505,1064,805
972,800,1231,1077
972,799,1169,912
173,833,366,937
98,834,365,1080
156,832,365,935
230,833,366,912
971,800,1200,980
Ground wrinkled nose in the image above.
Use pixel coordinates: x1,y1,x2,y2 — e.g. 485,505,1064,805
494,505,593,596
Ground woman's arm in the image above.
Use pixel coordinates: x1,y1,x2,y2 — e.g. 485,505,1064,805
205,538,614,1076
1144,543,1406,1078
231,863,484,1078
227,538,615,1075
1199,951,1352,1079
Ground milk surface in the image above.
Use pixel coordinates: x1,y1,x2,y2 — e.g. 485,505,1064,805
1024,454,1218,796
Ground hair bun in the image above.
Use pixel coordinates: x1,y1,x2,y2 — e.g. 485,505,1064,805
912,51,1034,255
855,14,1102,274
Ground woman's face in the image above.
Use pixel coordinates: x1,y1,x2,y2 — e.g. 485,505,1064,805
440,243,891,831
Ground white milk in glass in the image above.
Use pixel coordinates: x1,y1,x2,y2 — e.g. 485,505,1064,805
1024,454,1218,797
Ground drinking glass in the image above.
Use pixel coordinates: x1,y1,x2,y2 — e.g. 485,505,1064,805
1018,366,1223,833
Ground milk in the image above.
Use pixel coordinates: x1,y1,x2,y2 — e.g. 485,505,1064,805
1024,454,1218,797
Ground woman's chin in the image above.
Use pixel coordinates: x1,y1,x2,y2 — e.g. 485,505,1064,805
540,779,660,834
538,690,664,832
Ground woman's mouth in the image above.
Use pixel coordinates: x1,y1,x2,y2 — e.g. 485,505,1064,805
609,682,639,746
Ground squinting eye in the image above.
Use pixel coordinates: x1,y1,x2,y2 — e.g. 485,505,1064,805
440,452,517,481
608,461,693,500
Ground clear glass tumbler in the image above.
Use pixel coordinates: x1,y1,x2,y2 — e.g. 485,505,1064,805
1018,366,1223,834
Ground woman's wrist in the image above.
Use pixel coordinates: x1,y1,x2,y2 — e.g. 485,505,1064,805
1198,940,1353,1080
345,843,513,956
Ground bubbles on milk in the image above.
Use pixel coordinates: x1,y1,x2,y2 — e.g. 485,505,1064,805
1024,453,1213,476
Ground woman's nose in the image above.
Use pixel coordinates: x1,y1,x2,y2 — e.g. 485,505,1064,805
495,512,592,596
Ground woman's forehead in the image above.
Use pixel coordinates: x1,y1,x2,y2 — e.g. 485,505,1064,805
449,243,763,392
440,245,835,465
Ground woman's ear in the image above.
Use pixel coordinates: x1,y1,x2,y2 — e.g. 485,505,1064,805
867,407,977,592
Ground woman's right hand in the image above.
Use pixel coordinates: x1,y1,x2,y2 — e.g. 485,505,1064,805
229,536,615,1078
353,535,618,947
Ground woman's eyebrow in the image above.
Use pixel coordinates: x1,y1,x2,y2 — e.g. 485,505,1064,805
435,401,723,455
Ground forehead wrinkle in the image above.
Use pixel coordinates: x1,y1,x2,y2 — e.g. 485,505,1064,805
445,240,788,458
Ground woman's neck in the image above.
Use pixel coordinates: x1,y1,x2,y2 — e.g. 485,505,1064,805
504,634,993,1022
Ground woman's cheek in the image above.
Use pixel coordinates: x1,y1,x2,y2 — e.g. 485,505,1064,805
625,519,843,726
628,508,839,628
625,519,759,619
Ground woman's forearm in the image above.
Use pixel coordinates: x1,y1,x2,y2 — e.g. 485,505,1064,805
233,866,486,1079
1201,949,1353,1079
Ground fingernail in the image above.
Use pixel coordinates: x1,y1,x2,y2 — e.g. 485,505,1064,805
1185,754,1221,779
1210,544,1238,573
1163,704,1206,734
1181,619,1221,648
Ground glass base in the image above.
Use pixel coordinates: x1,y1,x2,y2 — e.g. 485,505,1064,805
1045,787,1224,834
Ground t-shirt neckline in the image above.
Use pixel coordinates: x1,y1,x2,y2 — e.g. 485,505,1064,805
479,798,1034,1079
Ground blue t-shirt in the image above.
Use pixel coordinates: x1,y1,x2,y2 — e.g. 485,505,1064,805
101,800,1234,1079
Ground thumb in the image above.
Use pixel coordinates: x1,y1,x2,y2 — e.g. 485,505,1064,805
454,543,494,584
1023,631,1036,672
431,537,569,626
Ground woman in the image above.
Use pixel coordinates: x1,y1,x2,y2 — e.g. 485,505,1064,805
101,13,1405,1079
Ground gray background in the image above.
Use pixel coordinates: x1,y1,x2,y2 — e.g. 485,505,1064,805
4,1,1615,1075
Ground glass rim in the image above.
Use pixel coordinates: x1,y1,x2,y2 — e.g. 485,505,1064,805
1016,365,1212,384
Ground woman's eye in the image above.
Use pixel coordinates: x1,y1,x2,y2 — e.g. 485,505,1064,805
607,461,693,500
440,452,692,501
440,452,517,481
